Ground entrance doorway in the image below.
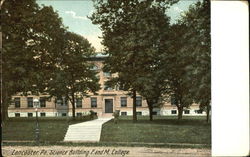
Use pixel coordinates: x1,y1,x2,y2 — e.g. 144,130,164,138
105,99,113,113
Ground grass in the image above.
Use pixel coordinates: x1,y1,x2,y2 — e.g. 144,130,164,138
2,115,211,148
2,116,95,142
100,116,211,145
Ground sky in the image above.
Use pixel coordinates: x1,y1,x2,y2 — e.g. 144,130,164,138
37,0,197,52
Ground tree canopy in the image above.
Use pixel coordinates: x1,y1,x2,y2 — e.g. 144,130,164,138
46,32,100,118
2,0,67,121
1,0,99,121
90,0,177,121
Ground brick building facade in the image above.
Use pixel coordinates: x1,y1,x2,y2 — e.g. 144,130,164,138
8,55,205,117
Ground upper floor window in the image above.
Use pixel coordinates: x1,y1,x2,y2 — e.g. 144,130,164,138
120,97,127,107
91,97,97,108
56,97,68,106
136,96,142,107
27,97,33,108
103,72,111,77
171,97,177,106
76,98,82,108
40,97,46,108
91,65,99,70
104,83,113,91
14,98,20,108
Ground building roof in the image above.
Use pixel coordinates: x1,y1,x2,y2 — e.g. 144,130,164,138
88,53,108,61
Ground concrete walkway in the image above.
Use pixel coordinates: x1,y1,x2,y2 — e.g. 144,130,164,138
64,117,112,142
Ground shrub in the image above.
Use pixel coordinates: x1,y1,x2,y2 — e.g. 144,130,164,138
113,110,120,124
89,110,97,119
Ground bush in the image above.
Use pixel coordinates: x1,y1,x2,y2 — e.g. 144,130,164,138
113,110,120,124
89,110,97,119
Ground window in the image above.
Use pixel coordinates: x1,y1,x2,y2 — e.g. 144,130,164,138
91,65,99,70
103,72,111,77
116,84,125,91
171,97,177,105
91,97,97,108
195,110,203,114
14,98,20,108
27,97,33,108
120,97,127,107
40,97,46,108
56,97,68,106
121,112,127,116
171,110,177,114
95,74,100,79
184,110,190,114
15,113,20,117
62,113,67,117
76,98,82,108
77,113,82,117
104,82,113,90
56,99,63,106
136,112,142,115
136,97,142,107
28,113,33,117
40,112,46,117
152,111,158,115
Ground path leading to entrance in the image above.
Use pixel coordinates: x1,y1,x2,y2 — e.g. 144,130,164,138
64,117,112,142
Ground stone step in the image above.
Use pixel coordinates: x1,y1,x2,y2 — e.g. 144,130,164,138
63,118,112,142
65,134,99,136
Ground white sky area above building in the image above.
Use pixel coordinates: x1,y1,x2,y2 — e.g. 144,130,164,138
37,0,198,52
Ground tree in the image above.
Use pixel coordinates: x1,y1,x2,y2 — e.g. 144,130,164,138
1,0,66,122
90,0,175,122
160,23,194,120
161,0,210,121
46,32,100,119
180,0,211,122
137,67,168,121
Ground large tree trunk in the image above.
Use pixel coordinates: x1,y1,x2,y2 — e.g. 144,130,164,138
132,89,137,122
149,105,153,121
177,106,183,120
206,104,210,123
1,90,10,124
71,94,76,120
146,99,153,121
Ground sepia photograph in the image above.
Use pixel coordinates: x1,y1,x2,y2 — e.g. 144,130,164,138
1,0,247,156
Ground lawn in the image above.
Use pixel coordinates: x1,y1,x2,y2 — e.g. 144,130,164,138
100,116,211,145
2,116,94,142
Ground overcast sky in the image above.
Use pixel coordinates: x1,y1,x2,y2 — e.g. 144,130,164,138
37,0,197,52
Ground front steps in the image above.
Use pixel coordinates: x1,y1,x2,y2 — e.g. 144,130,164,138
64,117,112,142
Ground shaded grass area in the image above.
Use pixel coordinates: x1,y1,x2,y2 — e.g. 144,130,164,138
100,116,211,144
2,116,94,142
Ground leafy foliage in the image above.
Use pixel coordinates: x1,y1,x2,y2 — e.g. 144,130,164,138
90,0,176,121
161,0,210,121
1,0,100,120
180,0,211,122
46,32,100,118
1,0,66,121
